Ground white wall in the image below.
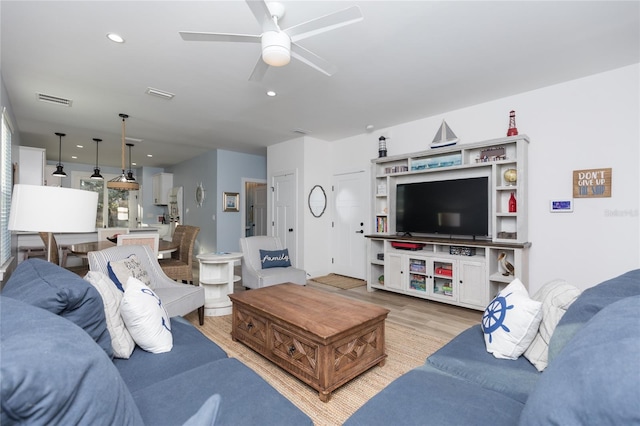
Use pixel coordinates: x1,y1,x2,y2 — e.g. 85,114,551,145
302,137,331,278
327,64,639,294
267,138,304,267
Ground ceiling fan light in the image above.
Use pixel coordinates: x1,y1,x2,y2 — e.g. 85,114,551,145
262,31,290,67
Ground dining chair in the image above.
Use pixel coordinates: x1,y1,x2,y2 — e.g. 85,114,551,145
38,232,89,276
117,233,160,256
159,225,200,284
88,244,204,325
97,228,130,241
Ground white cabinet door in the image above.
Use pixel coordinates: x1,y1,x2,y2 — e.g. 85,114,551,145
429,258,456,303
153,173,173,205
19,146,45,185
385,253,404,290
458,260,487,309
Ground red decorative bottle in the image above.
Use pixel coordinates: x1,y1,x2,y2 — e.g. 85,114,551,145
508,192,517,213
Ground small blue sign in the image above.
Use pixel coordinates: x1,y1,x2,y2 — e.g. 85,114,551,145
550,200,573,212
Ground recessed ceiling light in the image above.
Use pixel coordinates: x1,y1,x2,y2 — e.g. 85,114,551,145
266,90,277,97
107,33,125,43
71,156,77,159
146,87,175,100
76,144,83,148
147,154,153,158
132,162,137,166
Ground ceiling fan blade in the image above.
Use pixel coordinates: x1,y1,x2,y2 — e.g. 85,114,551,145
248,56,270,81
179,31,261,43
245,0,279,32
284,6,363,42
291,43,337,77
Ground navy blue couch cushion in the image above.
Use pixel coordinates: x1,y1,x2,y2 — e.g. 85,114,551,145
345,368,524,426
548,269,640,362
426,325,540,403
520,295,640,425
2,258,113,357
0,296,143,425
132,358,313,426
114,316,228,393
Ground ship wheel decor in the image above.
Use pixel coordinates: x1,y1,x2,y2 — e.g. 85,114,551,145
481,292,515,343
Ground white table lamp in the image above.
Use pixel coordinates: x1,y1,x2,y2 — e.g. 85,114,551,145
9,184,99,263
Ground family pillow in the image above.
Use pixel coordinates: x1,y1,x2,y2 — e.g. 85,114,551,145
259,248,292,269
481,278,542,360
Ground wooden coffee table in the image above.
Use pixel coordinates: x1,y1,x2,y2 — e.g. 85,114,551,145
229,283,390,402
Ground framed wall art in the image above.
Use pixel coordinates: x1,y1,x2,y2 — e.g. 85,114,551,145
223,192,239,212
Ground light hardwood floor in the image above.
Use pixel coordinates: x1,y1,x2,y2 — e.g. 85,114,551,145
193,265,482,342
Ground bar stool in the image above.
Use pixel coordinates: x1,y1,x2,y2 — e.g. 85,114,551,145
19,245,46,262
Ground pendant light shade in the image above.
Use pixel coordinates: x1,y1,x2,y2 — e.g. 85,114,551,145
108,113,139,190
52,132,67,177
90,138,104,180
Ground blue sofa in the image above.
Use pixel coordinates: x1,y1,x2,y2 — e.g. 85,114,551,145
1,259,312,425
346,269,640,425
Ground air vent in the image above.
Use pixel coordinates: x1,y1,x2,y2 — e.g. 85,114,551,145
291,128,311,135
36,93,73,107
145,87,175,100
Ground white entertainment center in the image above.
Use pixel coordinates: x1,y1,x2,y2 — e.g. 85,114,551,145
366,135,530,311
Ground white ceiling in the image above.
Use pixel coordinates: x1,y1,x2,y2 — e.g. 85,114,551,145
2,1,638,169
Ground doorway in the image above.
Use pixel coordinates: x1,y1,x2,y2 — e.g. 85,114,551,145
242,179,267,237
331,170,367,279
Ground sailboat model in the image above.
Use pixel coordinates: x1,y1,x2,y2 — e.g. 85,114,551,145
430,120,459,148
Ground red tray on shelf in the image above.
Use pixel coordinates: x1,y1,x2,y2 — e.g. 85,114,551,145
391,241,425,251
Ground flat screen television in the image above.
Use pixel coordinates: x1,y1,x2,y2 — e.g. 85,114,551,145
396,177,489,238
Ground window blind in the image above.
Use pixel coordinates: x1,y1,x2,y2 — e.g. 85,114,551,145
1,108,13,266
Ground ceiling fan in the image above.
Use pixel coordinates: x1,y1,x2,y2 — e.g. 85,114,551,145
179,1,363,81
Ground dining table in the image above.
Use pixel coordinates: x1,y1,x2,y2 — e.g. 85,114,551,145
70,240,179,256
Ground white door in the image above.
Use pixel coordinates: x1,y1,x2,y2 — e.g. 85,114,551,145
272,172,297,265
254,184,267,236
243,180,267,237
331,171,366,279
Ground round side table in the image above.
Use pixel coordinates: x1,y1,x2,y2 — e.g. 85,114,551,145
196,252,242,316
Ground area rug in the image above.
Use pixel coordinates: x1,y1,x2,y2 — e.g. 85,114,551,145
185,312,449,426
309,273,366,290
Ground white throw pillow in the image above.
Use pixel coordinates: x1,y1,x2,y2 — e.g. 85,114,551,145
120,276,173,354
482,278,542,360
84,271,135,358
524,279,582,371
107,254,151,292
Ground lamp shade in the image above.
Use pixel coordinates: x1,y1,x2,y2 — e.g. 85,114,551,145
9,184,98,233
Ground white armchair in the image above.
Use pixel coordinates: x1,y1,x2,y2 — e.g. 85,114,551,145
240,236,307,289
88,244,204,325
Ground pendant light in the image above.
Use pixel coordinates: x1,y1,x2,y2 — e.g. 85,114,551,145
125,143,136,182
107,113,139,190
90,138,104,180
52,132,67,177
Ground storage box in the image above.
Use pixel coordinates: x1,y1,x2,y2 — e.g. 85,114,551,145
449,246,476,256
435,267,453,277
